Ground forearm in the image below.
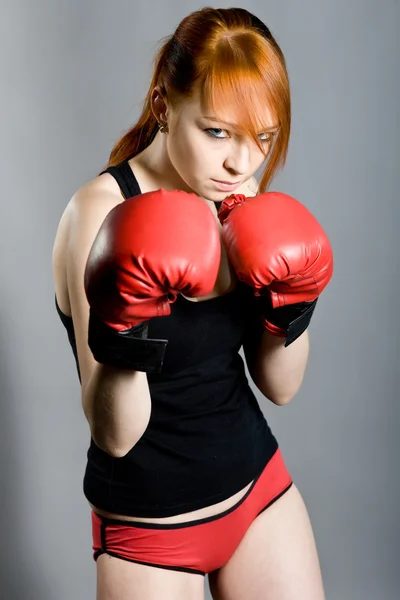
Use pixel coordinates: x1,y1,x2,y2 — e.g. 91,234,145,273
82,364,151,457
251,329,310,405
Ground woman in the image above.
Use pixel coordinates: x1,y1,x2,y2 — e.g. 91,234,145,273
52,7,332,600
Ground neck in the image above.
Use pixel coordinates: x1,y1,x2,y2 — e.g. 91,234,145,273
134,132,187,191
131,131,217,211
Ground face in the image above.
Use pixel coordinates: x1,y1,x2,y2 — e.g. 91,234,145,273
160,87,279,201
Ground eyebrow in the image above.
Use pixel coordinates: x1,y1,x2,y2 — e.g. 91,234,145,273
203,116,280,132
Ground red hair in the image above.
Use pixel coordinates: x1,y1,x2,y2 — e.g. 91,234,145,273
106,7,291,193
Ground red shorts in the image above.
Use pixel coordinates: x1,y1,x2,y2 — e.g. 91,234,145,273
92,448,292,575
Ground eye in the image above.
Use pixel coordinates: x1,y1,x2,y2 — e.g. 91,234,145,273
204,128,229,140
204,128,277,144
258,132,275,143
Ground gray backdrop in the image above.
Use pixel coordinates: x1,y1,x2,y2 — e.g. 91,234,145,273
1,1,398,598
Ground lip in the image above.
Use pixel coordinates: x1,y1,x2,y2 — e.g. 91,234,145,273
212,179,242,192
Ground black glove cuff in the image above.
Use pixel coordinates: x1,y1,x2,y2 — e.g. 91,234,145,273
258,296,318,347
88,309,168,373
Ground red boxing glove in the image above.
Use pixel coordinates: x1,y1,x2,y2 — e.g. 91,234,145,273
85,188,221,371
219,192,333,345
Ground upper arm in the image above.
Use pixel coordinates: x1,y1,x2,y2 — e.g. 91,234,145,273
59,180,123,396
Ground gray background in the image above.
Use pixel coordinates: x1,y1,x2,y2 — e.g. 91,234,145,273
1,0,398,598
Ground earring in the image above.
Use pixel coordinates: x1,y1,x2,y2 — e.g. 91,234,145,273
158,122,169,134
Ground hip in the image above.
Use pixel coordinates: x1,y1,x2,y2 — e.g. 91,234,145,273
91,448,293,575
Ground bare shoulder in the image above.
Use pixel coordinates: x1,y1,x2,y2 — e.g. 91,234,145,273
53,174,123,267
66,172,124,222
52,172,124,313
57,172,125,246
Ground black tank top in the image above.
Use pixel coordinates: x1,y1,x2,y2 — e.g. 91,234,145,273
55,161,279,517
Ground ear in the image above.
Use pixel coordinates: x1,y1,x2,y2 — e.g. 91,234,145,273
151,87,169,127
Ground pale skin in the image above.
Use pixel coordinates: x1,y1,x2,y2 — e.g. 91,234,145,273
52,84,325,599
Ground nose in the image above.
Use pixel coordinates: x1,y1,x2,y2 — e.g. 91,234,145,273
223,142,250,177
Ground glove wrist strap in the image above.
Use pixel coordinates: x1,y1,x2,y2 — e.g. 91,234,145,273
259,297,318,347
88,309,168,373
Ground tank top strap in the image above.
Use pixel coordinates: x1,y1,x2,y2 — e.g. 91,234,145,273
99,161,141,198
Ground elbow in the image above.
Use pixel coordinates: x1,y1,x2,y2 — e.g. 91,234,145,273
91,415,150,457
91,434,136,458
105,445,132,459
90,421,147,458
267,391,296,406
251,373,301,407
268,379,304,405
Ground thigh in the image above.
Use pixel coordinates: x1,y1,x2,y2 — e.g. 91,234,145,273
97,554,204,600
208,484,325,600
